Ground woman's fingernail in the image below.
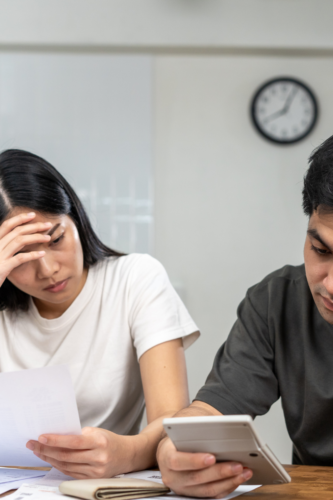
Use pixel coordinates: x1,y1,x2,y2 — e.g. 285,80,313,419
43,222,52,226
243,470,253,481
26,442,35,451
38,251,45,256
27,213,35,216
33,452,41,457
204,455,215,465
39,437,48,444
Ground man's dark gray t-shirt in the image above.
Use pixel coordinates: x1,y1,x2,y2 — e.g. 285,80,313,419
195,264,333,466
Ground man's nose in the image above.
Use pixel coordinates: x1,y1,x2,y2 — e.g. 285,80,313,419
323,264,333,297
36,253,60,279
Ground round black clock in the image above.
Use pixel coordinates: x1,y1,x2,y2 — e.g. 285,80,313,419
251,77,318,144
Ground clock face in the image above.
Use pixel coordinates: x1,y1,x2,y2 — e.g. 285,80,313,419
251,77,318,144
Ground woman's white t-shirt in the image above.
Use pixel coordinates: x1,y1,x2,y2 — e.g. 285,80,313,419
0,254,199,435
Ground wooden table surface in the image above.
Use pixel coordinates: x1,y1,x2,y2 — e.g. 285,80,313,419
243,465,333,499
1,465,333,499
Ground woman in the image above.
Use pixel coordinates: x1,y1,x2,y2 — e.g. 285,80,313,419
0,149,199,478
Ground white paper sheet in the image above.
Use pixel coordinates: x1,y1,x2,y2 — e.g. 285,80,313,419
0,469,46,484
9,469,75,500
0,365,81,466
119,470,261,500
0,475,46,495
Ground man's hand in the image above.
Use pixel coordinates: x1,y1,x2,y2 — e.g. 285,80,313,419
157,437,253,499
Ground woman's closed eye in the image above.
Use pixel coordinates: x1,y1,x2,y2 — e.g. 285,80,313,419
51,233,64,245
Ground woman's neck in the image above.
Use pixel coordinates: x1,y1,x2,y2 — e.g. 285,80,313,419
33,268,88,319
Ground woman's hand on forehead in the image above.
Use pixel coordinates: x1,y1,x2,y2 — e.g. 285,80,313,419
0,212,51,287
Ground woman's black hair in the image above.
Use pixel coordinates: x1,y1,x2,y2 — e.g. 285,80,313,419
303,135,333,216
0,149,124,312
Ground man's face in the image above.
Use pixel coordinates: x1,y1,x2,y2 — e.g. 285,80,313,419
304,209,333,324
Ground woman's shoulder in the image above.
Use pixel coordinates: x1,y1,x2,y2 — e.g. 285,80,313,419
91,254,167,286
98,253,164,273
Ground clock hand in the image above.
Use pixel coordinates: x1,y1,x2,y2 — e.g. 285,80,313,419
283,86,298,113
263,87,298,125
263,107,286,124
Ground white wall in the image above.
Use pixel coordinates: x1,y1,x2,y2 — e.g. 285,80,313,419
0,0,333,51
154,54,333,463
0,53,153,254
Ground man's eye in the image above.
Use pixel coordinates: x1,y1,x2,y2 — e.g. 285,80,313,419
311,244,329,256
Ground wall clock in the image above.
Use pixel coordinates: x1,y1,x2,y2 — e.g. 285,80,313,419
251,77,318,144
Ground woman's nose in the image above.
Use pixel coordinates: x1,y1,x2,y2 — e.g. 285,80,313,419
36,253,60,279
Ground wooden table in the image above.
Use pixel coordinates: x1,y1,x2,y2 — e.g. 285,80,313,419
1,465,333,499
243,465,333,499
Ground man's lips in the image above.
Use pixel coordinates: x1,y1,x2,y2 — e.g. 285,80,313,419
321,295,333,312
43,279,69,293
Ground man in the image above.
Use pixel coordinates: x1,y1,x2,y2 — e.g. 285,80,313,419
157,135,333,498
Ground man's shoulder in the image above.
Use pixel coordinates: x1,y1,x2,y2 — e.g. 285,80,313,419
246,264,309,312
254,263,306,289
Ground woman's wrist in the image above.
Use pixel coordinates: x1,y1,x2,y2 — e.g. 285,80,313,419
126,432,155,472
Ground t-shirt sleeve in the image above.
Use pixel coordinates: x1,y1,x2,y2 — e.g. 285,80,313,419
195,285,279,417
128,255,200,360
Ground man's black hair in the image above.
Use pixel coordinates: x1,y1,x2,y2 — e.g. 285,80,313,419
0,149,124,312
303,135,333,216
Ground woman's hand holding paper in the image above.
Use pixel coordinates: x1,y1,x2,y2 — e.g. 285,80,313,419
26,427,137,479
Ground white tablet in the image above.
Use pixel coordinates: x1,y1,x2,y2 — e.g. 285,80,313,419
163,415,291,485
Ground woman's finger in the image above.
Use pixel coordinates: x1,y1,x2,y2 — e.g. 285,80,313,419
1,233,51,260
0,222,51,253
0,252,45,283
37,429,103,450
28,444,96,465
0,212,36,239
34,452,91,475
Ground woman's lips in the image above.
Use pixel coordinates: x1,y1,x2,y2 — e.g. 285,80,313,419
321,295,333,312
44,279,68,293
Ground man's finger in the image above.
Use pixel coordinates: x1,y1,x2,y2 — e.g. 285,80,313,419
171,462,244,488
180,470,253,499
165,449,216,471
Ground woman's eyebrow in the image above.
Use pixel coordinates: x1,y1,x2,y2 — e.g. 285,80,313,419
46,223,61,237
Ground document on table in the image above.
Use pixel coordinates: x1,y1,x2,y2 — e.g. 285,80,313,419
8,468,75,500
117,470,261,500
9,468,260,500
0,365,81,466
0,469,47,494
